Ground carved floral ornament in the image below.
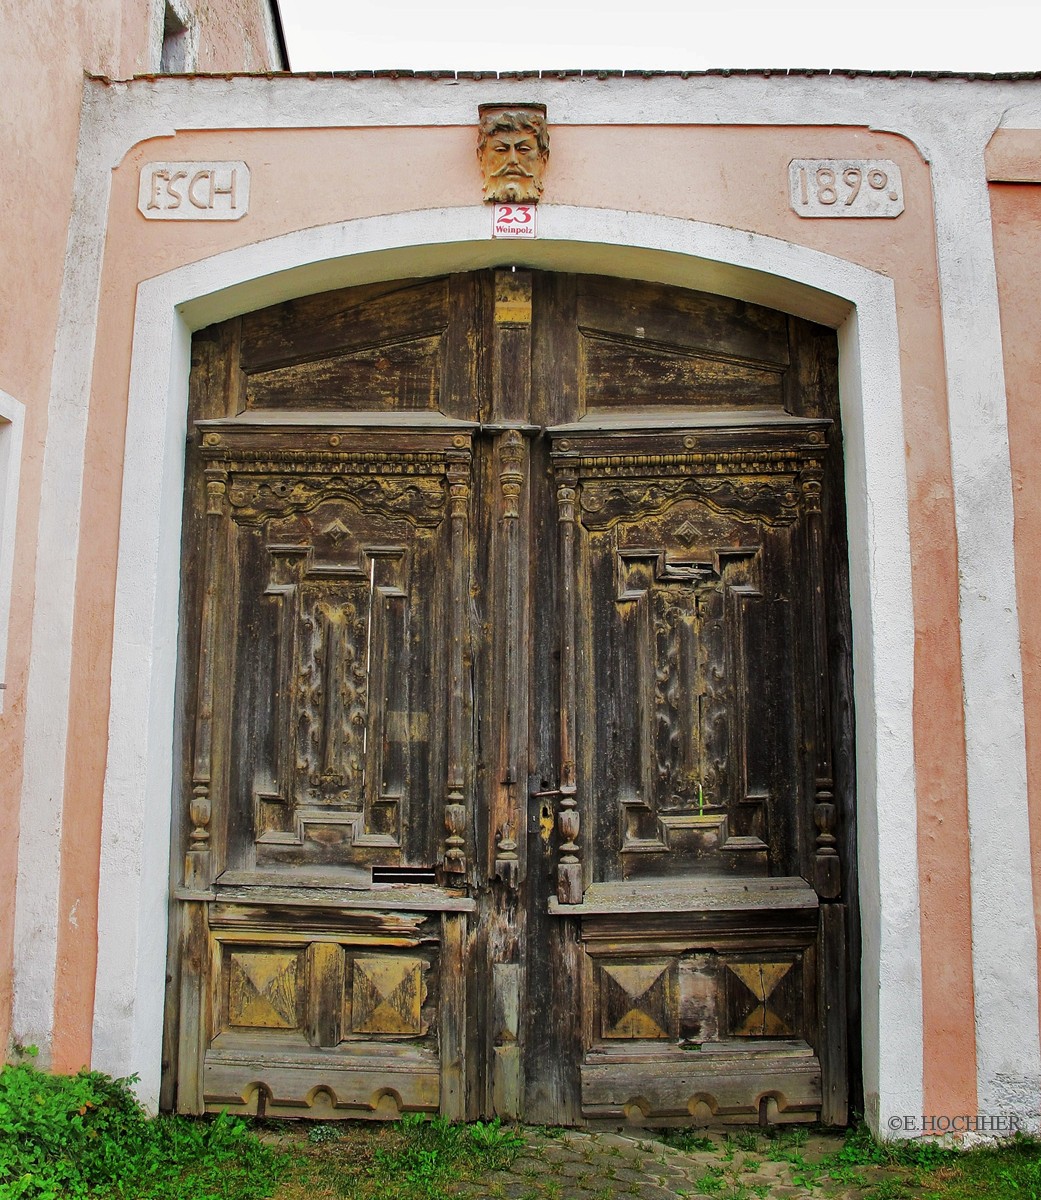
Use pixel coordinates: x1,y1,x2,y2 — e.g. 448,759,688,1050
478,103,549,203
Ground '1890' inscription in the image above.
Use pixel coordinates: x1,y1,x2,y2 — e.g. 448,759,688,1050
138,161,250,221
789,159,904,218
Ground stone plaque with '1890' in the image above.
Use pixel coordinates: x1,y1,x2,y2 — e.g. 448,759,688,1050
789,159,904,218
138,161,250,220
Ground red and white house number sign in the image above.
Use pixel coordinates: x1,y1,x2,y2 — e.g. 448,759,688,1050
492,203,537,239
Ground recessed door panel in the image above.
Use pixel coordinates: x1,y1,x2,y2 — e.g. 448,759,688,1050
225,507,434,875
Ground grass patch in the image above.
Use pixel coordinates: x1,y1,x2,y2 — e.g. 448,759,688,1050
271,1112,526,1200
0,1063,523,1200
664,1122,1041,1200
4,1063,1039,1200
0,1059,287,1199
835,1125,1041,1200
774,1122,1041,1199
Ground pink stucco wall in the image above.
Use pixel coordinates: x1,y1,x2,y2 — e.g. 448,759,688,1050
0,0,282,1059
41,114,976,1110
10,58,1041,1130
989,138,1041,1076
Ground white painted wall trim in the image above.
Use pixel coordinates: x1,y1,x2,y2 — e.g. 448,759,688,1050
916,116,1041,1123
92,205,921,1127
84,71,1041,144
11,79,114,1056
0,391,25,716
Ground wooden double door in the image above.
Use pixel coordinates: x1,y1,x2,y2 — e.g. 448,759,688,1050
165,269,855,1126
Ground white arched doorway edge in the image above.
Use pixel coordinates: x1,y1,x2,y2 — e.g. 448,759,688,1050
93,204,920,1133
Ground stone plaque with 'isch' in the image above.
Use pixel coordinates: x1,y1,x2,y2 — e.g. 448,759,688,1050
138,161,250,221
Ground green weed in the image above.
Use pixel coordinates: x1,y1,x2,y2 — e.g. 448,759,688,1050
306,1123,341,1145
694,1166,727,1193
761,1124,808,1151
468,1117,525,1152
835,1120,957,1171
662,1129,716,1152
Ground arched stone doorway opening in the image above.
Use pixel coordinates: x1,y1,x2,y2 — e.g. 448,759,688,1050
163,267,857,1126
94,209,919,1131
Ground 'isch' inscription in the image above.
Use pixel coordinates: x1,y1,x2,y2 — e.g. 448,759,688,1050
138,161,250,221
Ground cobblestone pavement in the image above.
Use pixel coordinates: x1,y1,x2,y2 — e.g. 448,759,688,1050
449,1128,889,1200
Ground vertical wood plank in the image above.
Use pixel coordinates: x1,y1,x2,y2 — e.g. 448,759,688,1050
484,270,534,1116
491,962,522,1119
165,325,227,1111
175,901,208,1115
440,912,468,1120
818,903,849,1125
307,942,345,1047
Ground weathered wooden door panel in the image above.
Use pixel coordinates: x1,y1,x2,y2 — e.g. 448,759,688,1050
544,415,838,1124
574,275,792,414
198,419,473,886
172,289,483,1117
236,275,483,415
576,506,803,882
573,879,822,1123
167,269,854,1127
230,510,428,873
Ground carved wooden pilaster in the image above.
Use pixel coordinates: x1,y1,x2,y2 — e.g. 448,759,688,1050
494,429,526,889
556,468,582,904
443,445,472,880
186,463,227,891
802,462,840,899
500,428,524,519
494,825,520,891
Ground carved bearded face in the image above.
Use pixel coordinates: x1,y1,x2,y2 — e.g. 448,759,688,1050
478,107,549,203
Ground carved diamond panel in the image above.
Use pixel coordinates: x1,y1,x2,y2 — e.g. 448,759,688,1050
726,960,795,1037
228,950,302,1029
599,960,673,1039
351,956,427,1036
590,945,807,1051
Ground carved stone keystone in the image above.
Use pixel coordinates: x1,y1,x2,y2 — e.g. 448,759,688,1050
478,104,549,203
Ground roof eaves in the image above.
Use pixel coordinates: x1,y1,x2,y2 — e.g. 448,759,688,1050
93,67,1041,84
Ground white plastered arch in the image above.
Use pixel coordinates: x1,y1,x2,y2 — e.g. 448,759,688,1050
93,204,920,1130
